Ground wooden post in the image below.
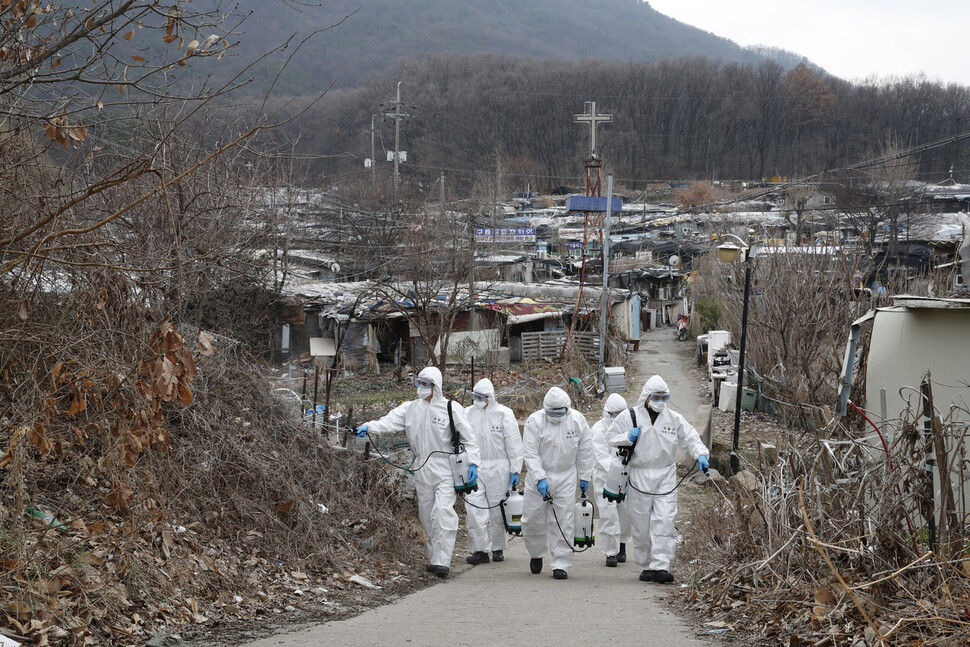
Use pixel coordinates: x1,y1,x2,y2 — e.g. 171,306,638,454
343,405,353,448
311,363,320,430
323,367,333,440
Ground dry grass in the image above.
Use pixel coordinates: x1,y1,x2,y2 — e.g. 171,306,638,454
679,380,970,646
0,289,427,645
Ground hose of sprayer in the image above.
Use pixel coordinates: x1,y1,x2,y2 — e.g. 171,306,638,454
625,464,699,496
460,479,509,510
547,492,593,554
358,429,453,474
360,429,509,509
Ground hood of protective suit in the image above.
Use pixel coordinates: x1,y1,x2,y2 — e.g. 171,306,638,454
543,386,571,410
418,366,445,401
472,378,496,406
601,393,628,423
636,375,669,409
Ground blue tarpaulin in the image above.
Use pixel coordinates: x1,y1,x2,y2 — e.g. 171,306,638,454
565,195,623,213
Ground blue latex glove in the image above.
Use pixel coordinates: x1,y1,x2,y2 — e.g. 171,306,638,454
537,478,550,499
467,464,478,484
355,423,369,437
509,473,519,488
628,427,641,443
579,480,589,495
698,454,710,473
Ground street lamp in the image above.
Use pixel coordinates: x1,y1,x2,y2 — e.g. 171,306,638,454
716,234,754,475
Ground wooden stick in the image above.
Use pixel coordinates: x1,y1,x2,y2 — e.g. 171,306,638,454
799,485,888,646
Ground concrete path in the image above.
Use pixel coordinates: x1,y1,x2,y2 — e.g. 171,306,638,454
630,325,703,419
241,537,711,647
241,326,717,647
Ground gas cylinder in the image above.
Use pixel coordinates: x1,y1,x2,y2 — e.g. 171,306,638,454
501,489,524,535
573,493,595,547
602,451,631,502
449,450,478,493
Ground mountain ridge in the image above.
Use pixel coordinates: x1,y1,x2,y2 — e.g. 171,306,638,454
212,0,815,93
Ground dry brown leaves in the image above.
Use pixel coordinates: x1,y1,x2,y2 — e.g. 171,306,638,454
0,318,434,646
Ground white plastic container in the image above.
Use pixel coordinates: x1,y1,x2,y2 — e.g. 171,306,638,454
573,495,595,547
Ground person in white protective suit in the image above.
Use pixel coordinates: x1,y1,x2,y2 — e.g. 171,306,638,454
590,392,633,567
608,375,709,584
354,367,480,578
521,386,594,580
463,378,524,565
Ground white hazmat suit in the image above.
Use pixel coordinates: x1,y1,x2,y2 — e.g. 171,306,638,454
464,379,523,554
521,387,594,573
609,375,708,574
591,392,632,558
364,366,481,568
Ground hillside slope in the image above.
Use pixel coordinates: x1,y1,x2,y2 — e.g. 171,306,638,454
214,0,797,92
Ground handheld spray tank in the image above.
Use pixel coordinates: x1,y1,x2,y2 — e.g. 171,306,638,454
501,488,524,535
539,479,595,549
573,489,595,548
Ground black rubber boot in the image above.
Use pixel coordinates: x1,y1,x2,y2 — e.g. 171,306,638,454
639,569,656,582
465,551,490,565
553,569,568,580
616,543,627,563
653,569,674,583
529,558,542,574
606,555,618,567
429,565,450,578
491,550,504,562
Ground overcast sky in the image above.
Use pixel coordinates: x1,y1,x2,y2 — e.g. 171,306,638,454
648,0,970,87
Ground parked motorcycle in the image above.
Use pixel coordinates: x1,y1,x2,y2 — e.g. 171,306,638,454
676,314,689,341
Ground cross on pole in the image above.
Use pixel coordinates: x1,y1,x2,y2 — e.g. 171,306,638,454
574,101,613,158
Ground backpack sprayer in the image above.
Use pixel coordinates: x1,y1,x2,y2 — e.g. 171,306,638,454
601,407,718,499
447,401,478,493
603,408,639,503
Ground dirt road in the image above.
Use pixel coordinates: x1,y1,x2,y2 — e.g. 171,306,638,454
239,328,718,647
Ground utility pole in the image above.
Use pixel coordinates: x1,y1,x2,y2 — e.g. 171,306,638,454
394,84,402,193
445,172,475,333
383,82,410,196
370,114,377,186
599,174,613,373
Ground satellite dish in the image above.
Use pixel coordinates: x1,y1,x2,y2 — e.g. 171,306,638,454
668,255,682,269
330,262,341,274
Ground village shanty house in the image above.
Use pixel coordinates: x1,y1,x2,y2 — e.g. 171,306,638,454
272,278,640,372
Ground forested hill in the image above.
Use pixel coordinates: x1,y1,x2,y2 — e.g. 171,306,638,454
221,0,804,93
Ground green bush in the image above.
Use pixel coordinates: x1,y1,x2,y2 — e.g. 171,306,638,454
694,298,720,332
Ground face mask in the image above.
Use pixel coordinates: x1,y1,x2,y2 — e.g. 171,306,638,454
473,400,487,409
417,385,433,399
608,410,621,420
648,399,666,413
